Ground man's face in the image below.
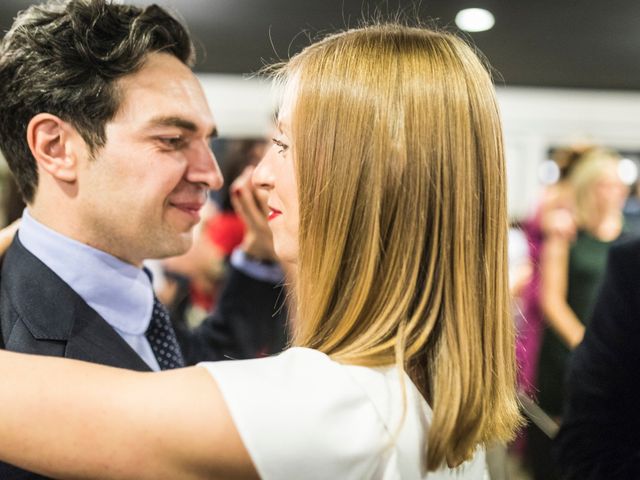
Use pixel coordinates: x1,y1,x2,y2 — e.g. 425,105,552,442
76,53,222,265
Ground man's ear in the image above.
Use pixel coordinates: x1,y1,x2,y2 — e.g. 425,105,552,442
26,113,83,183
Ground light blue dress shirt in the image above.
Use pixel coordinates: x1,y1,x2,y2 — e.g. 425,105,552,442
230,249,284,284
18,209,161,371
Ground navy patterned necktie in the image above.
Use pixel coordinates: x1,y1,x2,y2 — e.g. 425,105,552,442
145,297,185,370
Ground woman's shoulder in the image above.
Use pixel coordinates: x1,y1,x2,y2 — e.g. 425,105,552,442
199,347,421,430
201,347,426,417
200,347,373,392
199,348,429,479
200,348,486,479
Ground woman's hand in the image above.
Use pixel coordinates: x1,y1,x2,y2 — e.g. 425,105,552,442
0,219,20,256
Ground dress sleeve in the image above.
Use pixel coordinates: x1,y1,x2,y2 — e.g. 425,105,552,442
198,348,392,480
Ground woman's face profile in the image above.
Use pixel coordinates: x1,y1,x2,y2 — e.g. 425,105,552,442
253,90,299,264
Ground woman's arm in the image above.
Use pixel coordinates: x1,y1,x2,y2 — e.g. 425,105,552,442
540,235,585,349
0,351,258,480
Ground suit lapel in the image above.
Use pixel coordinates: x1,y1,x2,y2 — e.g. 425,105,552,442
64,305,152,370
3,238,151,371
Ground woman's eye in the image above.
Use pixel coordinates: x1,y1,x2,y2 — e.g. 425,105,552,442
272,138,289,155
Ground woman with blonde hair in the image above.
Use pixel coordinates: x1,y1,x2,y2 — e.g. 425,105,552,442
0,23,520,479
539,149,627,378
532,148,628,478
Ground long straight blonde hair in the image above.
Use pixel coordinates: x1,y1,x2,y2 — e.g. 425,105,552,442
275,23,521,470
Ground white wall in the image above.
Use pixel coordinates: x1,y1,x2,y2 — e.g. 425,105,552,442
198,75,640,219
497,87,640,219
198,73,280,138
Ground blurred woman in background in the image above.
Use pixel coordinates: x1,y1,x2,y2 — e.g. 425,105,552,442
530,148,628,479
515,147,587,398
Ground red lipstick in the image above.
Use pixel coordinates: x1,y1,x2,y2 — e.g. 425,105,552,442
268,207,282,221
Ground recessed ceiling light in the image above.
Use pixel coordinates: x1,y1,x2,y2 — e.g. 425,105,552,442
455,8,495,32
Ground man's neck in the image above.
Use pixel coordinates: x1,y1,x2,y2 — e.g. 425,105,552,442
18,208,156,339
27,203,143,267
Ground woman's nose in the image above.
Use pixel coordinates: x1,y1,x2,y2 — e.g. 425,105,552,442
252,147,276,190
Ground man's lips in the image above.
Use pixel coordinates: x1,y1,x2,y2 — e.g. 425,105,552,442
268,207,282,221
169,201,205,220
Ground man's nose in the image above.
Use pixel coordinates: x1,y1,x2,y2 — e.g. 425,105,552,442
186,143,223,190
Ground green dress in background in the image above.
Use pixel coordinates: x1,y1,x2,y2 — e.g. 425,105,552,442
536,229,621,417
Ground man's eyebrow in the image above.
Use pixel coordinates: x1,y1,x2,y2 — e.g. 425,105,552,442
147,116,218,138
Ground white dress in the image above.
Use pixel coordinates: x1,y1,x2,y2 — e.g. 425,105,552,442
200,347,487,480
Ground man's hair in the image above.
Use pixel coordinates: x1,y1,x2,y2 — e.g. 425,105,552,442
0,0,195,202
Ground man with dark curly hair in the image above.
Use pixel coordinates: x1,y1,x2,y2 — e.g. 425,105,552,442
0,2,285,477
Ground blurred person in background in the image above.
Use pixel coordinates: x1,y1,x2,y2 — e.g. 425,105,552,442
622,177,640,234
508,222,533,300
161,139,269,326
516,146,589,400
529,148,629,479
2,174,25,226
0,174,22,281
510,146,584,476
554,232,640,479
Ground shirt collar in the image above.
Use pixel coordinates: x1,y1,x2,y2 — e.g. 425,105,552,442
18,209,154,335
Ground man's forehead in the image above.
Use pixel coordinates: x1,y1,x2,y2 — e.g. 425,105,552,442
113,55,215,132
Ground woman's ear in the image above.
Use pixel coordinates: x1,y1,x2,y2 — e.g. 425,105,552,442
26,113,81,183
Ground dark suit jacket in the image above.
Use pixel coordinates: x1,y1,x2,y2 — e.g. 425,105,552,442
0,237,286,479
174,265,288,365
554,237,640,479
1,237,154,370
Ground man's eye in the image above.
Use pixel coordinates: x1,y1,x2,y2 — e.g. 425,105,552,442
158,136,186,149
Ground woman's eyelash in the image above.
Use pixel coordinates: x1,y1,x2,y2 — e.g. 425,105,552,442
272,138,289,153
